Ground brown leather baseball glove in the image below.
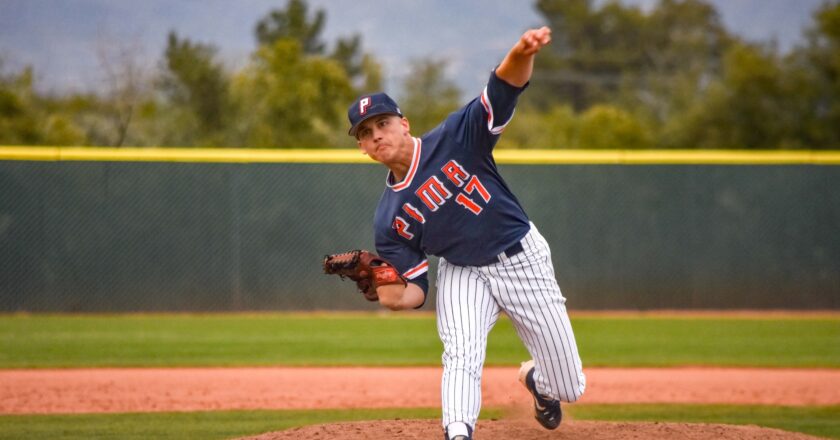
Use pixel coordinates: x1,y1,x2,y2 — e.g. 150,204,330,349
323,250,406,301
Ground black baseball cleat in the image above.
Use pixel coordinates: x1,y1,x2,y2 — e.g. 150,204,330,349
518,360,562,429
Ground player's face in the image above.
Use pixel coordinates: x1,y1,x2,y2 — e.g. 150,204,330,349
356,115,412,163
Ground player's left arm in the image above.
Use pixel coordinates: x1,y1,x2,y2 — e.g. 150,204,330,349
373,227,430,311
377,282,425,311
495,26,551,87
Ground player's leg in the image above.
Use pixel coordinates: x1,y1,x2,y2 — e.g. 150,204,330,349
484,224,586,404
436,257,500,439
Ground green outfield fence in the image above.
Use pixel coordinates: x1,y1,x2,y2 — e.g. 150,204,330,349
1,147,839,312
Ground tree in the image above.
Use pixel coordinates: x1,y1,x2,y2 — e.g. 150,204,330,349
92,36,154,147
331,34,383,90
787,0,840,147
255,0,326,54
230,39,354,148
657,1,840,149
531,0,732,120
398,59,461,135
578,105,652,149
496,103,651,149
254,0,382,92
0,64,43,144
495,104,578,149
332,34,363,79
158,31,230,143
0,61,86,146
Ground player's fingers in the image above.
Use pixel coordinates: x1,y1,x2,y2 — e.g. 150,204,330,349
524,31,542,47
521,36,545,55
519,35,536,52
534,27,551,46
540,26,551,45
526,35,538,48
524,29,550,48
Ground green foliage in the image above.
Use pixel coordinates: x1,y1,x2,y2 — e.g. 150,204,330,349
255,0,326,54
253,0,382,89
399,59,462,135
789,0,840,147
0,64,88,146
496,104,578,149
660,43,794,149
531,0,731,113
41,114,86,145
157,31,230,143
2,0,840,149
657,0,840,149
578,105,652,148
359,53,384,92
0,66,43,144
498,103,652,149
526,0,840,149
233,0,381,147
230,39,354,148
336,37,384,94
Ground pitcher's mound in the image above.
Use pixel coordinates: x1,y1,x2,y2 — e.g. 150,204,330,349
237,419,820,439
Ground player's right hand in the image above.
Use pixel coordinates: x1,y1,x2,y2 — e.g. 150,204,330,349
518,26,552,56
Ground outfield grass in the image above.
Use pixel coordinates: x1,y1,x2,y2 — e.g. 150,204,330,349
0,313,838,368
0,405,836,440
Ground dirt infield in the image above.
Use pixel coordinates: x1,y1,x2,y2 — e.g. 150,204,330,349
3,366,837,438
2,366,839,414
238,419,825,440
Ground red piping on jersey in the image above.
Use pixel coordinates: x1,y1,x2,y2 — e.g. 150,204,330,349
387,137,422,192
480,87,494,128
403,260,429,279
480,87,513,135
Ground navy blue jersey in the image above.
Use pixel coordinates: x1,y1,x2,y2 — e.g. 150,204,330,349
373,70,531,296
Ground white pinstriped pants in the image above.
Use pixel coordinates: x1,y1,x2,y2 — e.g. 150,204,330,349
436,222,586,429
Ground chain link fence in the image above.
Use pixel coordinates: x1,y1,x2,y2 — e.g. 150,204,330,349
1,158,838,311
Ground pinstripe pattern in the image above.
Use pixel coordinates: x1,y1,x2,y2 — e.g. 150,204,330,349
436,223,585,430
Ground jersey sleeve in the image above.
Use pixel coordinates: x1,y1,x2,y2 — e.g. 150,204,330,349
451,68,528,154
374,229,429,308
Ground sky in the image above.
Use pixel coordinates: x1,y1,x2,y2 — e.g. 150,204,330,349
0,0,828,97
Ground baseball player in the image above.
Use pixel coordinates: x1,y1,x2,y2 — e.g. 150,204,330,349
325,26,585,440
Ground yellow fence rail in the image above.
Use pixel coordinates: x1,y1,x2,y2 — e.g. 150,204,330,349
2,146,840,165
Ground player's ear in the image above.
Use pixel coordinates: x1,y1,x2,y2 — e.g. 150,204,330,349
400,117,411,135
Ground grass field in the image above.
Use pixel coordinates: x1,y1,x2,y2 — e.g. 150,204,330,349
1,313,838,368
1,312,839,439
0,406,838,440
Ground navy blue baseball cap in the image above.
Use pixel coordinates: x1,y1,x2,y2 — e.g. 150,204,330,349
347,93,403,137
